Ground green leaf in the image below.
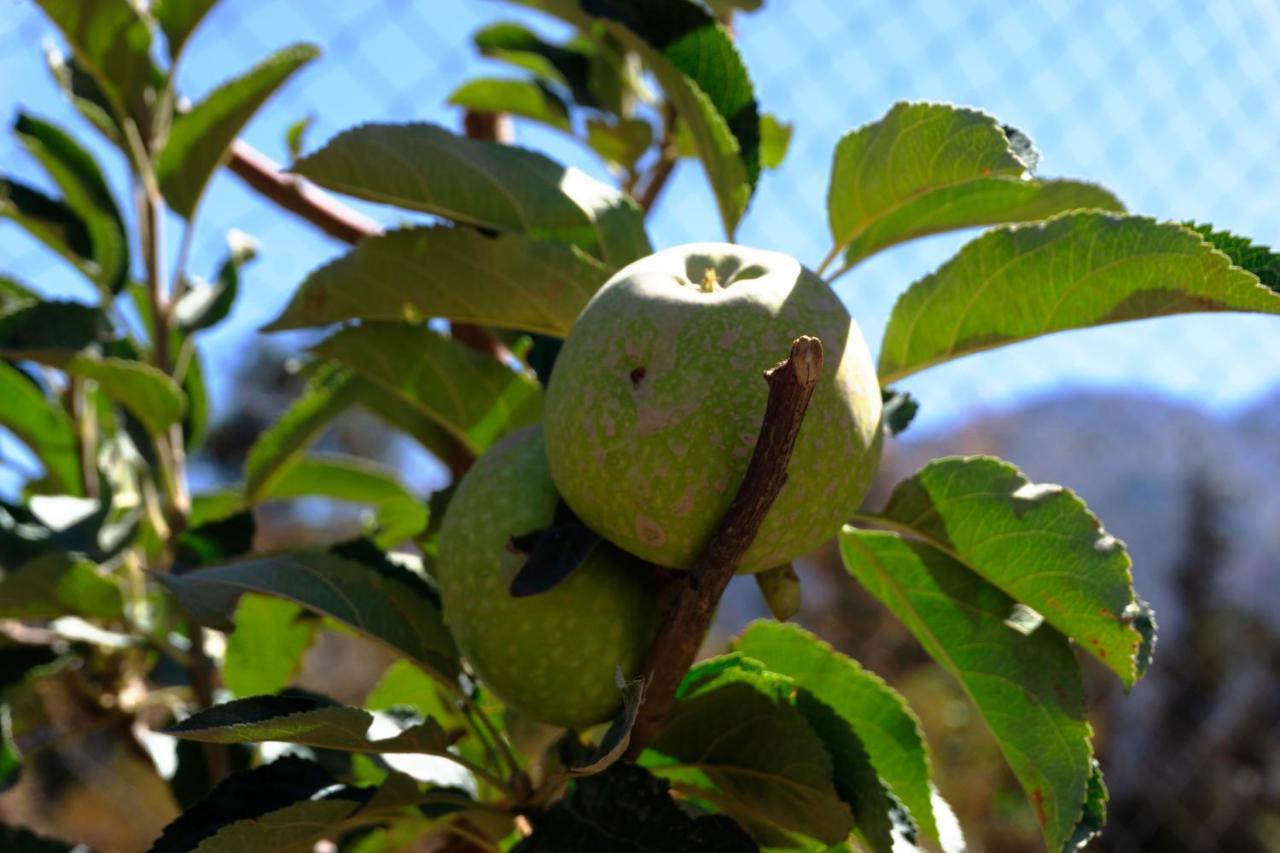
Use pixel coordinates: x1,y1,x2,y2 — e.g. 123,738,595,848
179,337,210,448
265,455,429,548
0,551,123,620
0,277,38,313
792,690,917,853
64,355,185,435
176,510,254,567
1063,761,1108,852
585,117,653,170
879,213,1280,382
839,527,1098,851
514,762,756,853
352,382,464,470
1184,222,1280,294
153,0,220,61
45,48,121,145
149,756,348,853
881,388,919,436
157,43,320,218
292,122,651,268
448,77,571,132
650,666,855,844
0,178,95,274
243,364,361,501
312,323,543,455
0,361,82,494
759,113,792,170
584,0,760,237
267,225,609,337
0,300,107,355
0,825,74,853
176,229,259,333
863,456,1154,686
31,0,154,124
472,22,595,106
223,595,317,698
154,547,458,683
168,693,451,753
364,659,460,725
735,621,938,843
825,102,1124,273
14,114,128,294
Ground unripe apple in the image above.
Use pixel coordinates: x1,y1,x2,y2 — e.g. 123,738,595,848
544,243,882,573
436,426,660,728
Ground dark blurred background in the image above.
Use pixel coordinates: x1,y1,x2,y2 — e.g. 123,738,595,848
2,2,1278,850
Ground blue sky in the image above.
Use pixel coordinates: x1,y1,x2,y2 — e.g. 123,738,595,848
3,0,1279,493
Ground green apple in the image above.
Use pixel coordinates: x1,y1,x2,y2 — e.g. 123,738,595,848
436,425,660,728
544,242,882,573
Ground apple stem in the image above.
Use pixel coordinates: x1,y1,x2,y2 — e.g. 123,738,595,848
625,335,825,757
702,267,720,292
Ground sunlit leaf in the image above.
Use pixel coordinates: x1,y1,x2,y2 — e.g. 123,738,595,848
736,621,938,842
649,664,854,843
293,122,650,268
863,456,1155,686
267,225,609,337
157,43,320,218
312,323,542,455
879,213,1280,382
0,361,82,494
153,0,220,61
448,77,572,133
223,595,317,698
584,0,760,237
840,527,1099,851
826,102,1123,272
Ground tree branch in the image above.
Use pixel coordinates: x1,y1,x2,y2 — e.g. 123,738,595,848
636,101,678,214
227,140,381,245
626,335,825,755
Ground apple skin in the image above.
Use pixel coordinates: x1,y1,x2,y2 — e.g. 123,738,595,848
436,425,660,728
544,242,882,573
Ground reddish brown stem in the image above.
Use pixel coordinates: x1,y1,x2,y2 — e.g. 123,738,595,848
228,140,381,245
626,336,825,755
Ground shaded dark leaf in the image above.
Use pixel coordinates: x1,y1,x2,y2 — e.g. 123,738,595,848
584,0,760,236
881,388,919,436
14,113,128,294
570,669,645,775
148,756,342,853
175,510,255,570
0,300,107,354
1185,221,1280,294
0,181,94,275
508,500,602,597
0,825,73,852
515,762,757,852
176,230,258,333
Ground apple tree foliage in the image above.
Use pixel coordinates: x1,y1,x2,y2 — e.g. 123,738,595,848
1,0,1278,851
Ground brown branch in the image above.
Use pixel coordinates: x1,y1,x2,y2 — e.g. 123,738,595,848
627,335,825,755
636,101,678,214
227,140,381,245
